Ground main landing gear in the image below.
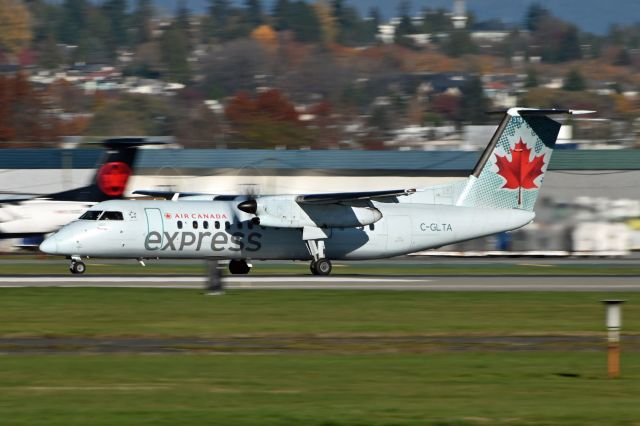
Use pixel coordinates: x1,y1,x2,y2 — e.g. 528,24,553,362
310,258,332,275
69,257,86,274
228,259,251,274
305,239,332,275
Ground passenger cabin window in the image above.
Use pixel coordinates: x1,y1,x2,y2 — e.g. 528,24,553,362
215,221,220,229
203,221,209,229
177,221,183,229
369,224,375,231
79,211,103,220
100,211,124,221
225,221,230,230
193,221,198,229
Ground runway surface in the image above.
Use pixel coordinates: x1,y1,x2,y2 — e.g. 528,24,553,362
1,275,639,291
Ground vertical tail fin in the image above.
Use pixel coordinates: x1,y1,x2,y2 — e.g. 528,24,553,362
49,138,164,202
456,108,593,211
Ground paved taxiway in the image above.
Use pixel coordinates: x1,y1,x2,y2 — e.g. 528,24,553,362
1,275,639,291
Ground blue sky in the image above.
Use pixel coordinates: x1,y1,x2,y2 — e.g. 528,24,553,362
153,0,639,35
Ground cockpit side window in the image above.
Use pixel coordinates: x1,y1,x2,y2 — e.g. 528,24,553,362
100,211,124,221
79,210,103,220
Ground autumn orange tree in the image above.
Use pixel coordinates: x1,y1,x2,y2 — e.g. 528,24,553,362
306,99,348,148
0,76,15,141
225,89,312,148
0,0,32,60
251,25,278,53
0,72,61,145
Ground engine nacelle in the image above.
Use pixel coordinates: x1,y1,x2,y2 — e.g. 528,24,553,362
237,196,382,229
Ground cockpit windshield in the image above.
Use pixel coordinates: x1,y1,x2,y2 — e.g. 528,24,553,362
78,210,124,221
79,210,103,220
100,211,124,221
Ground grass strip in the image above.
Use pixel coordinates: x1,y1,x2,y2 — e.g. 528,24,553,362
0,288,637,338
1,352,640,426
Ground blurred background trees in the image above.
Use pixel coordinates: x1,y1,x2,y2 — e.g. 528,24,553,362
0,0,639,147
0,0,32,60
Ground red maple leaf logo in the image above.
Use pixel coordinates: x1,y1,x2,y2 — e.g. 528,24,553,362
495,139,545,205
97,162,132,196
165,213,172,219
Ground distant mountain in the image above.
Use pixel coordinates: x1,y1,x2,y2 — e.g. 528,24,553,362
155,0,640,35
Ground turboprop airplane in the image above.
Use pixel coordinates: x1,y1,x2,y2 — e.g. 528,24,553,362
40,108,592,275
0,138,159,240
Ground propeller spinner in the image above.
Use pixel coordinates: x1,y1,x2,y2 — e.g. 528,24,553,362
237,199,257,214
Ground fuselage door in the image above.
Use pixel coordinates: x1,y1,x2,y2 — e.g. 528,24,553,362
386,215,412,251
145,208,164,245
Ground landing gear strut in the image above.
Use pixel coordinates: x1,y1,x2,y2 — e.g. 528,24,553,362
229,259,251,274
69,259,86,274
305,239,332,275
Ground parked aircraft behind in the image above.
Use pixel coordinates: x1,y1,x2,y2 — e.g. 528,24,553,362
0,139,159,240
40,109,592,275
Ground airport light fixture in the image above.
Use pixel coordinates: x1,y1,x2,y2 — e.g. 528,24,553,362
601,299,625,378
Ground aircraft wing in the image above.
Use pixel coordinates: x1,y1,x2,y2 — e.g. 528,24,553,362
295,189,416,204
0,192,42,202
134,188,417,204
132,190,205,199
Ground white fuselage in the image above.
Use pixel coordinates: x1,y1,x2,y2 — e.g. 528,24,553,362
0,200,93,236
42,199,534,260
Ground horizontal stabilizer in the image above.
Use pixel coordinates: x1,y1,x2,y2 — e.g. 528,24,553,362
98,138,169,149
511,108,596,116
0,192,43,202
488,108,596,116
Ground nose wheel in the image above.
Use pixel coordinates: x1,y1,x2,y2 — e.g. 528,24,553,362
228,259,251,274
69,260,86,274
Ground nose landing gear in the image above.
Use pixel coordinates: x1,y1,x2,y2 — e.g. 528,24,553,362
69,260,86,274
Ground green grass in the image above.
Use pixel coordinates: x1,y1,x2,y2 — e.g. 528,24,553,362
2,258,640,275
2,352,640,425
2,289,639,425
0,288,636,337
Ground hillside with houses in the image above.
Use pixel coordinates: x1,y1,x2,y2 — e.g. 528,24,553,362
0,0,640,149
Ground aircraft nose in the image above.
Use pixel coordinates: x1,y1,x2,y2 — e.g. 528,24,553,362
39,236,58,254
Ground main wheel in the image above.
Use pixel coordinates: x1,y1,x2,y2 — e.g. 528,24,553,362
314,258,332,276
229,259,251,275
70,261,86,274
309,260,317,274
